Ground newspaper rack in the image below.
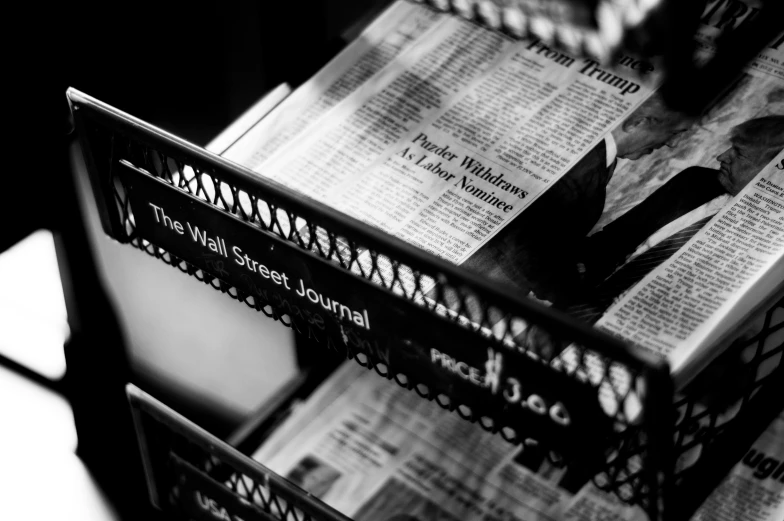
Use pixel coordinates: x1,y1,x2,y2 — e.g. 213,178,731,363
69,88,784,521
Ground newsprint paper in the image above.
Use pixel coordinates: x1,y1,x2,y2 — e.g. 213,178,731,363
691,411,784,521
248,361,784,521
223,0,784,385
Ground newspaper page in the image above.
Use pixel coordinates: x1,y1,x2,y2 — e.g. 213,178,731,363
254,10,657,266
221,0,443,170
562,403,784,521
252,361,597,521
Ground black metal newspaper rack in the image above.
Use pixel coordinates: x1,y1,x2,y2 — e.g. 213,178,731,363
68,87,784,521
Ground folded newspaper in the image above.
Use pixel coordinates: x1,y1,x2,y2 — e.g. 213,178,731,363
223,0,784,388
247,360,784,521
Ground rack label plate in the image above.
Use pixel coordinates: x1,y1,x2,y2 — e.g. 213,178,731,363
119,161,617,472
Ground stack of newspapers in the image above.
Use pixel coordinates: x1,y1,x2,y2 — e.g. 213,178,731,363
247,361,784,521
215,0,782,519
